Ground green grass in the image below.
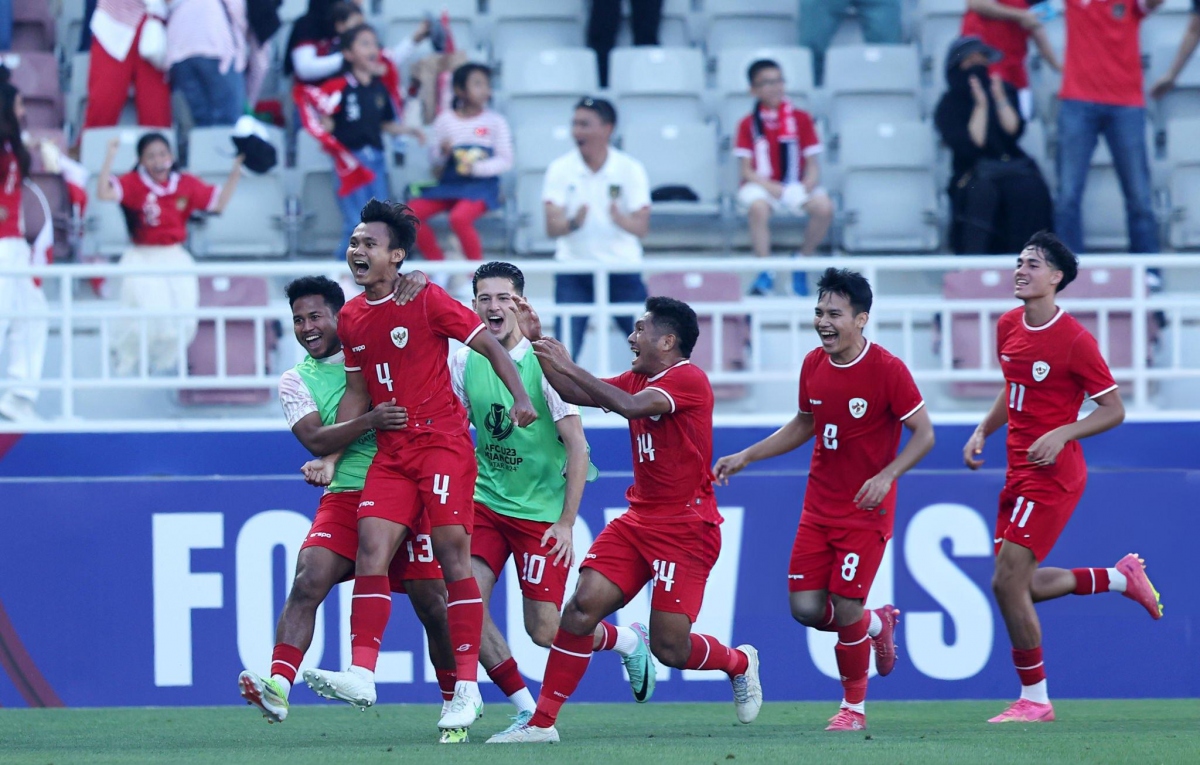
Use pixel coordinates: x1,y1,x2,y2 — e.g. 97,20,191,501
2,701,1198,765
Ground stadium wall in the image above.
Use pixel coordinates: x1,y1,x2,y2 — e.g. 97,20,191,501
0,423,1196,708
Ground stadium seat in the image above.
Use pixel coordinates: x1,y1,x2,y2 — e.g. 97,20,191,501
512,122,574,254
67,52,89,137
704,0,799,51
1,51,62,129
500,47,597,131
12,0,55,51
622,121,721,249
80,127,178,257
1141,0,1195,54
185,125,288,258
58,0,87,55
26,129,71,262
917,0,966,75
1151,44,1200,124
824,45,922,132
838,120,939,252
609,47,705,132
1081,139,1136,252
1168,117,1200,250
491,0,586,63
715,46,815,139
180,276,276,406
294,130,344,257
617,0,693,47
1018,117,1054,191
376,0,477,54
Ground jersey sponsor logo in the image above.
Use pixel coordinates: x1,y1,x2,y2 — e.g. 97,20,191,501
1001,355,1012,362
352,344,366,352
390,326,409,349
1032,361,1050,382
359,500,375,508
809,399,822,405
849,397,868,419
484,402,515,440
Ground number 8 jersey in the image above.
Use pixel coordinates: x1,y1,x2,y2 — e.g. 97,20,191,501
798,341,925,533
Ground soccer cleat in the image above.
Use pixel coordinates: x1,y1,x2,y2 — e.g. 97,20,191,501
238,670,289,723
730,644,762,724
988,698,1056,723
1116,553,1163,620
439,727,470,744
302,668,376,711
622,622,656,703
750,271,775,296
825,708,866,731
438,681,483,730
485,723,560,744
486,710,534,743
871,605,900,677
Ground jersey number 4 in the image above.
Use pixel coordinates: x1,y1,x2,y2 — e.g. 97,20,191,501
376,363,394,392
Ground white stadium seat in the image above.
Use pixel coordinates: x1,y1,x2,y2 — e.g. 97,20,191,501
623,121,722,249
609,47,706,132
491,0,586,63
1168,117,1200,250
704,0,799,51
917,0,968,74
824,45,923,132
501,48,598,131
512,123,575,254
295,130,345,257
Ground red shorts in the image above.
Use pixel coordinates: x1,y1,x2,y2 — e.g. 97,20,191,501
994,478,1084,561
581,505,721,623
299,490,443,589
358,431,478,532
471,502,570,605
788,513,890,599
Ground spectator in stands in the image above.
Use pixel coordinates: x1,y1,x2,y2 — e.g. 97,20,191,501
245,0,283,108
1151,1,1200,99
286,1,430,84
588,0,662,88
734,59,832,297
801,0,902,85
96,133,244,376
962,0,1062,119
936,37,1053,255
0,68,47,422
543,98,650,359
409,64,511,265
83,0,172,129
1057,0,1163,255
166,0,248,128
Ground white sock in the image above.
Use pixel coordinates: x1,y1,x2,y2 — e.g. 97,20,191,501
841,699,865,715
1108,567,1127,593
456,679,480,696
509,687,537,714
270,674,292,699
612,626,640,657
349,666,375,683
867,611,882,638
1019,679,1050,705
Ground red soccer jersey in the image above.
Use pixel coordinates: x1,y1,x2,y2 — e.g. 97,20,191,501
797,341,925,533
110,169,219,246
0,145,23,240
1060,0,1146,108
997,307,1118,490
603,360,721,522
338,282,484,454
733,105,822,184
961,0,1032,90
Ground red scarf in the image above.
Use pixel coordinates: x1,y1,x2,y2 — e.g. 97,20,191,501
750,98,801,185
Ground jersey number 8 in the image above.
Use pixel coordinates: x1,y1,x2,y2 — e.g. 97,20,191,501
823,423,839,450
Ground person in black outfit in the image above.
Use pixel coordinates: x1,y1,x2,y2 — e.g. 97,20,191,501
935,37,1053,255
588,0,663,88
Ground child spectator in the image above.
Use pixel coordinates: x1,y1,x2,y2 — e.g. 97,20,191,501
96,133,243,375
286,1,429,84
734,59,833,297
408,64,512,263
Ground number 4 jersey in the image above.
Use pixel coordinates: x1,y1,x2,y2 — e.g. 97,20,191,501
798,341,925,533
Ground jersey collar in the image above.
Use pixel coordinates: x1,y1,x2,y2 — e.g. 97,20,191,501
1022,307,1065,332
312,349,345,365
829,339,871,368
510,337,532,360
647,358,691,382
137,166,180,196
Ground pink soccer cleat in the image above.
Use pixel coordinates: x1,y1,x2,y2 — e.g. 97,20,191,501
871,605,900,676
825,708,866,731
1115,553,1163,620
987,698,1055,724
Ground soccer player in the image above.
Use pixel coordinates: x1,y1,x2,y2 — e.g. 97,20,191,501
488,295,762,744
238,274,456,724
713,268,935,731
962,231,1163,723
449,261,655,740
302,200,537,736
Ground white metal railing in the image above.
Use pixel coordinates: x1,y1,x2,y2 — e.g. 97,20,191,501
2,254,1200,429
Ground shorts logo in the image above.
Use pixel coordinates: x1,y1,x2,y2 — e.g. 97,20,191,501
1001,355,1011,362
353,344,366,352
309,532,332,539
456,644,472,652
359,500,375,508
390,326,409,349
1032,361,1050,382
849,398,868,419
484,402,515,440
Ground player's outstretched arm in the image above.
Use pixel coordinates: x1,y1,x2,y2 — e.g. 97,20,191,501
293,371,407,457
855,406,936,511
543,414,588,568
964,386,1009,470
533,337,669,420
467,329,538,427
714,412,815,485
1027,388,1125,467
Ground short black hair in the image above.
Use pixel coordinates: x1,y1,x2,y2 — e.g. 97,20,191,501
359,198,419,255
472,261,525,296
453,62,492,92
340,23,376,52
748,58,782,85
575,96,617,127
646,296,699,358
286,275,345,313
330,1,363,27
816,268,873,315
1023,230,1079,292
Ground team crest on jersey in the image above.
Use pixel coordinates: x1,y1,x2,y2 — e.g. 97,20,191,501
849,398,868,419
1032,360,1050,382
175,197,188,211
390,326,408,349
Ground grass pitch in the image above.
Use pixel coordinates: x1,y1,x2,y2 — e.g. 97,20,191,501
2,700,1197,765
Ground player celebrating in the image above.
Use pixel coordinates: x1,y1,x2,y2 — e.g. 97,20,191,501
489,295,762,744
714,268,935,731
450,261,655,741
302,200,537,737
963,232,1163,724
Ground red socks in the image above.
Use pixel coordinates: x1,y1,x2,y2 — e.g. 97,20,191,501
835,615,871,705
435,668,457,702
270,643,304,684
1072,568,1112,595
445,578,484,682
530,629,593,728
1012,646,1046,686
349,575,392,671
486,657,528,698
815,598,838,632
594,621,618,651
683,634,749,677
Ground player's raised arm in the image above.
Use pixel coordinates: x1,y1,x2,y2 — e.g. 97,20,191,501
510,297,599,407
714,411,816,485
855,405,935,511
466,329,538,427
964,386,1010,470
532,336,669,420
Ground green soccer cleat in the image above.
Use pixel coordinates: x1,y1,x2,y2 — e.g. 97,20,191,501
622,622,656,703
239,670,289,724
439,727,470,744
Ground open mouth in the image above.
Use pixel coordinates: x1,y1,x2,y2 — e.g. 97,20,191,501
486,313,504,332
818,329,837,345
1015,277,1030,288
352,258,369,277
630,345,641,363
303,333,322,350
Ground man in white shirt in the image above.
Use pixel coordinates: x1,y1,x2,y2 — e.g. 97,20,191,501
542,98,651,359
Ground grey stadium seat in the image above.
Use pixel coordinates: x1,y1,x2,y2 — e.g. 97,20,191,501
917,0,968,74
1141,0,1196,54
1081,134,1157,252
513,123,575,254
824,45,922,134
1151,44,1200,124
1018,117,1054,192
80,127,178,257
376,0,477,55
609,47,706,132
491,0,586,63
622,121,721,248
295,130,346,257
704,0,799,51
715,46,815,139
1168,117,1200,250
501,48,598,131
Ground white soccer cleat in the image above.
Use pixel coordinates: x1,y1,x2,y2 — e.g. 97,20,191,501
238,670,289,723
731,644,763,724
438,681,484,730
485,723,560,744
302,668,377,711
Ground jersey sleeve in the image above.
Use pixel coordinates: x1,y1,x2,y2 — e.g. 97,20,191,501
600,370,638,394
1069,330,1118,400
886,356,926,421
279,369,319,428
181,173,221,213
423,284,485,344
112,171,140,208
645,364,708,414
450,347,470,411
541,374,581,421
797,352,814,414
733,116,754,158
337,315,361,372
797,111,823,156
